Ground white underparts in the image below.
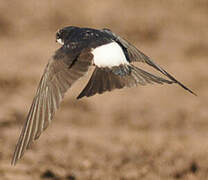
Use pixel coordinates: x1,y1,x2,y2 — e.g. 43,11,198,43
57,38,64,45
92,42,129,67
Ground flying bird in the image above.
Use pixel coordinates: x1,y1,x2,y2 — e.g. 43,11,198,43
11,26,196,165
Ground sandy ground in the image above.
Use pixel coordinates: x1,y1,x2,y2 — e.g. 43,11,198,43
0,1,208,179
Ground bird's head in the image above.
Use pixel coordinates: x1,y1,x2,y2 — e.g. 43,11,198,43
56,26,79,45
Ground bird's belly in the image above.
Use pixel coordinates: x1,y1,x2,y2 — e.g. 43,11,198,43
92,42,129,67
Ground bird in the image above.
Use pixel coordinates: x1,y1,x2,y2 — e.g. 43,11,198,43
11,26,196,165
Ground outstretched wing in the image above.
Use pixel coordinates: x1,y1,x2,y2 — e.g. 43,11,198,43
12,47,93,165
103,28,196,96
77,64,173,99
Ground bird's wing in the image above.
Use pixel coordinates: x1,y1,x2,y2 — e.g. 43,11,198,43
103,28,196,96
77,64,173,99
12,47,93,165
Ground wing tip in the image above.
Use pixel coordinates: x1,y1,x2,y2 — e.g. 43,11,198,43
11,151,19,166
172,78,197,96
184,86,197,96
77,94,84,99
11,158,17,166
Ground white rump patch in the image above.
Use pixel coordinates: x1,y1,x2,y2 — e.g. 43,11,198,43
92,42,129,67
57,38,64,45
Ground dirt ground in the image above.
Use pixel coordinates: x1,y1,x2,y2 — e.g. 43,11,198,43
0,1,208,179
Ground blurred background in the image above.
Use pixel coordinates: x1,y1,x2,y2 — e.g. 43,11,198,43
0,0,207,179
